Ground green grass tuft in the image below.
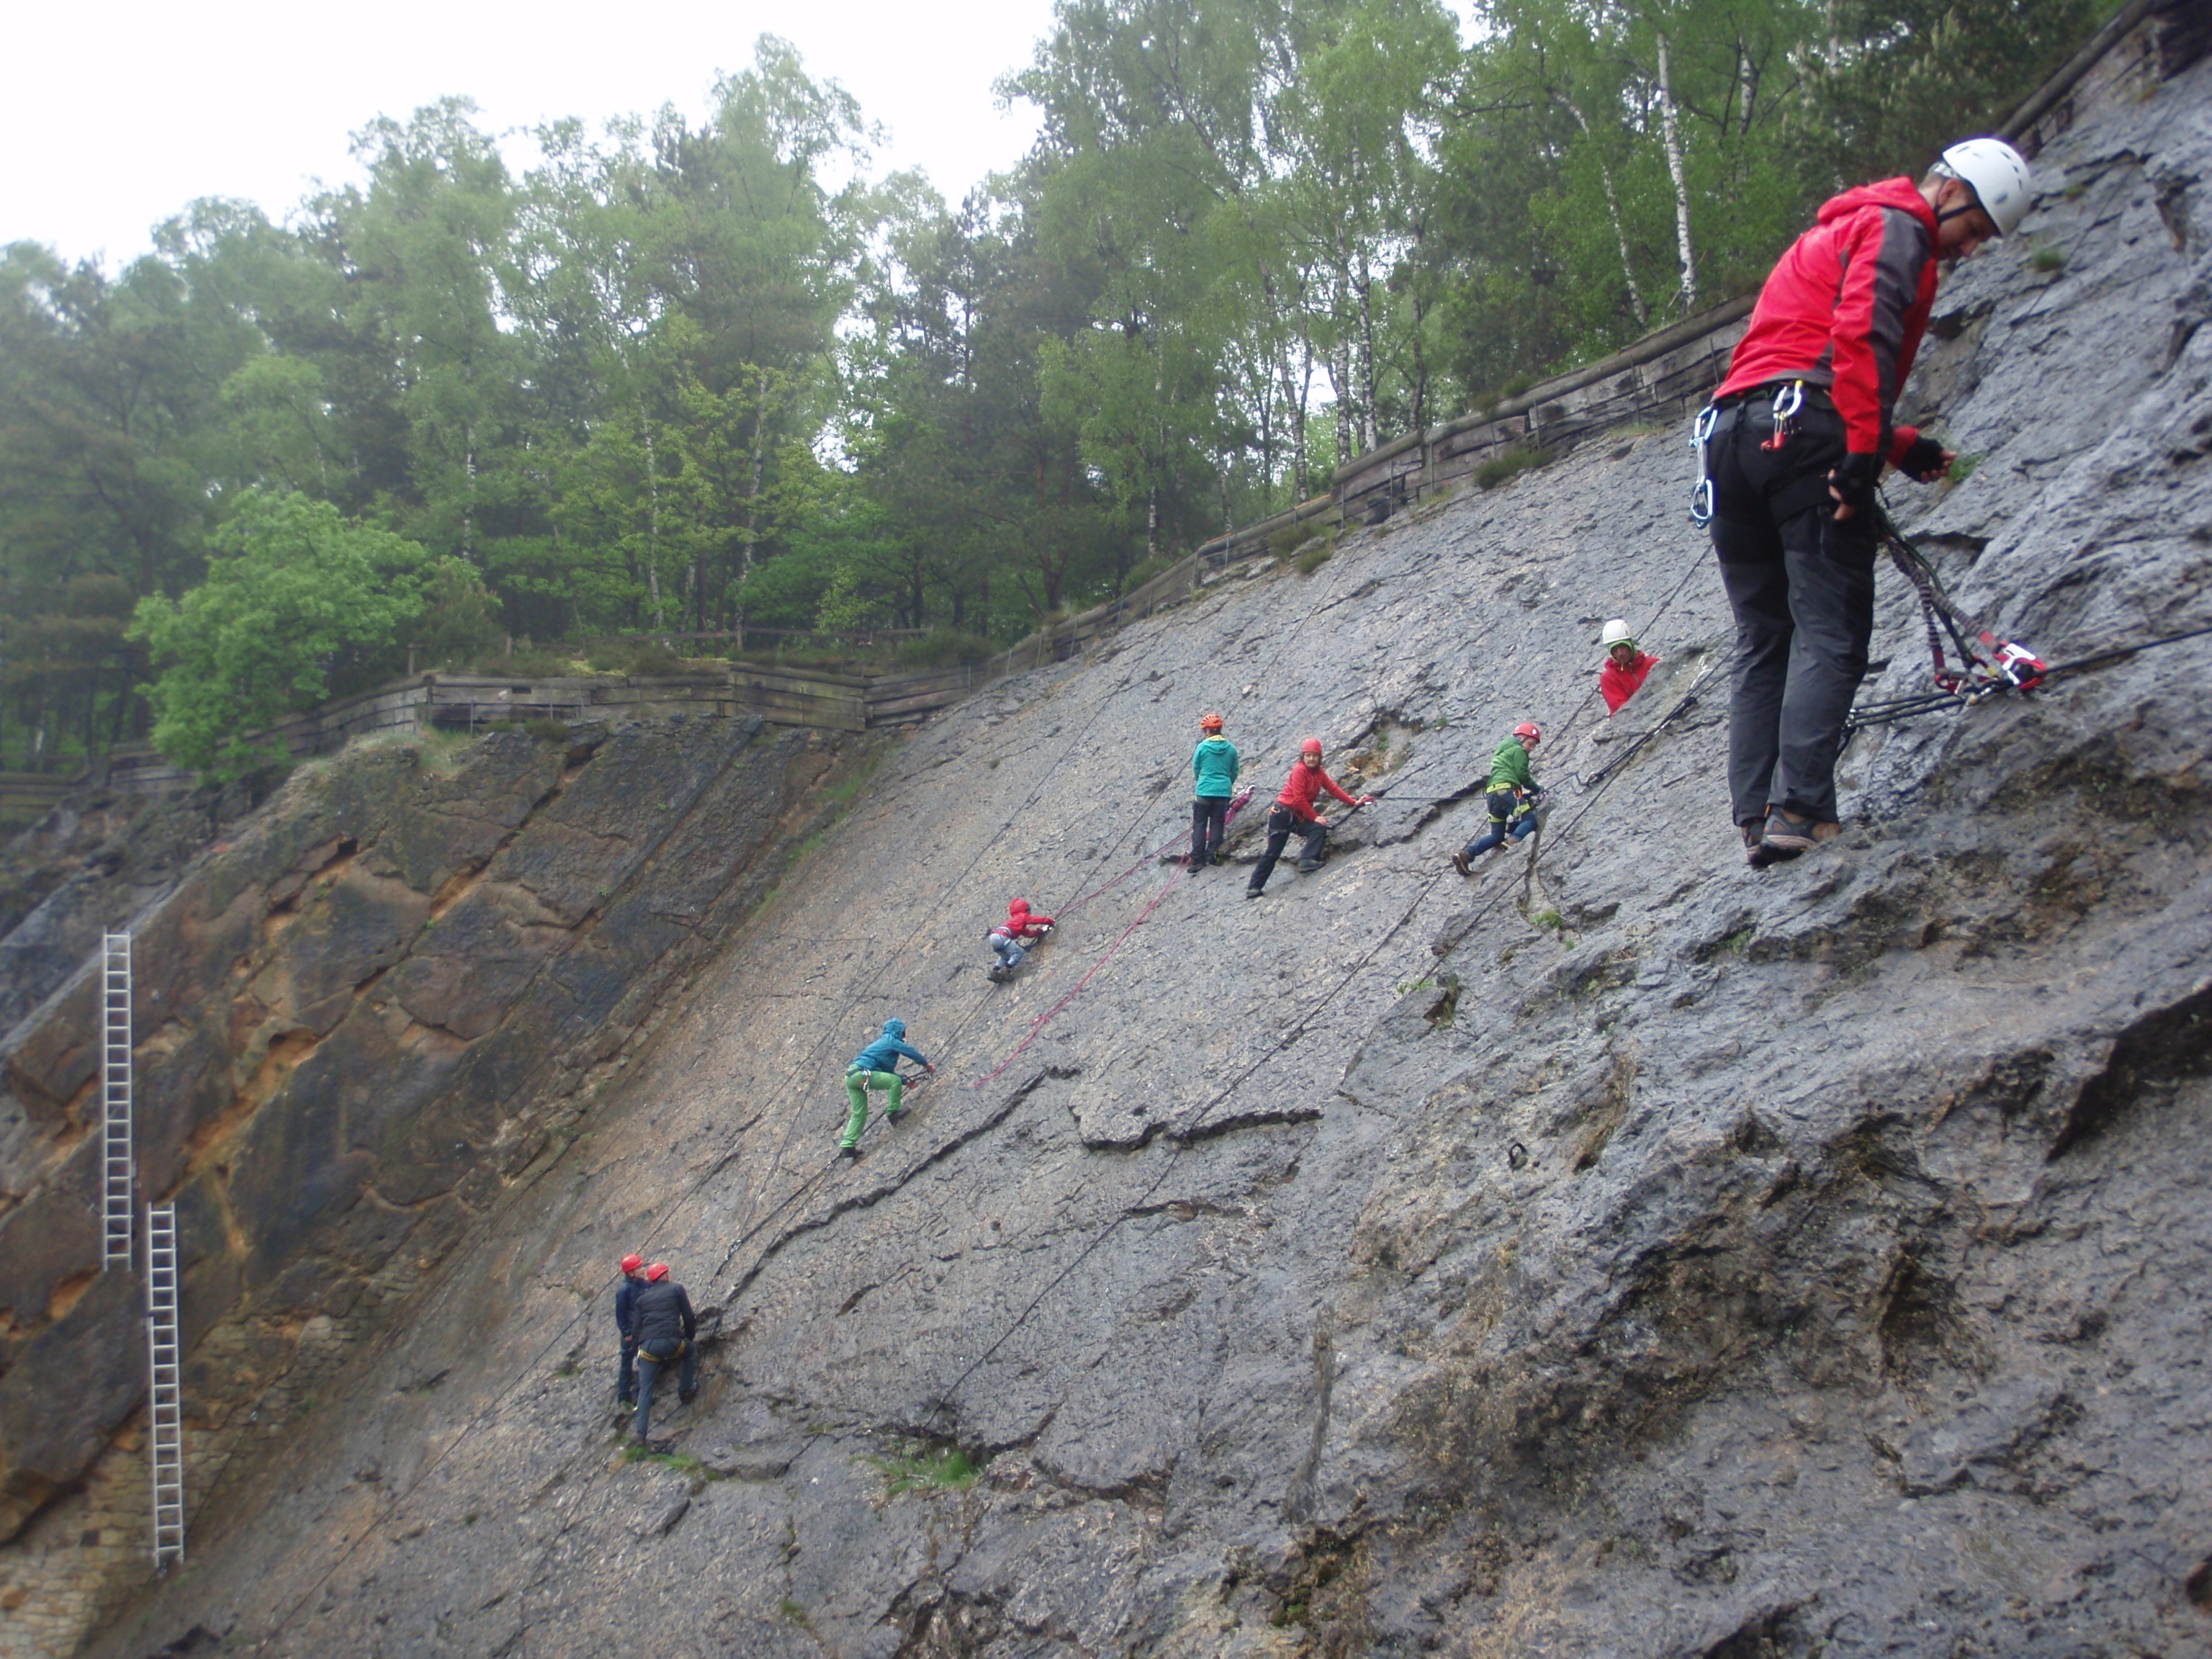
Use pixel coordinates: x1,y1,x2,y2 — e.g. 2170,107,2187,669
1473,445,1554,491
1295,539,1336,575
865,1439,984,1495
2028,245,2067,273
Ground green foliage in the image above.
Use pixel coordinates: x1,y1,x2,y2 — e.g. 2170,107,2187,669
893,631,995,670
1473,446,1555,491
1295,539,1337,575
865,1439,984,1495
2029,245,2068,273
129,492,428,780
0,9,2111,768
413,559,505,667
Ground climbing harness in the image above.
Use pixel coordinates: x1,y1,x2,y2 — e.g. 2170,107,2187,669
1689,403,1720,526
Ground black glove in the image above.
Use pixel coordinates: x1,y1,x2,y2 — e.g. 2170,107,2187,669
1897,434,1948,482
1827,451,1882,515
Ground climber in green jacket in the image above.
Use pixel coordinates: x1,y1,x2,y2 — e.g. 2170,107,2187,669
1452,723,1545,873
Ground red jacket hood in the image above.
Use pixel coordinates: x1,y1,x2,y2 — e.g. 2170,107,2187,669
1815,177,1936,233
1008,900,1030,918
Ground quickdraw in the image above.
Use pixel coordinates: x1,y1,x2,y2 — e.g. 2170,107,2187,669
1689,403,1720,526
1875,505,2045,701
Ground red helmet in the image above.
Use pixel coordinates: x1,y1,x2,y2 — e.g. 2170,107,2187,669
619,1254,644,1274
1514,722,1541,743
1199,712,1224,732
645,1262,670,1282
1300,738,1323,757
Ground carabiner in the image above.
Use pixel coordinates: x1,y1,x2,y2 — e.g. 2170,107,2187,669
1689,403,1722,526
1760,379,1806,453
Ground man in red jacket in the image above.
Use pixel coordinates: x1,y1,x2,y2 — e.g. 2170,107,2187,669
1245,739,1375,898
1698,138,2031,869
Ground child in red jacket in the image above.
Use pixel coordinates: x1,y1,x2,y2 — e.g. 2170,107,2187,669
1244,739,1375,898
1599,619,1658,714
986,897,1055,981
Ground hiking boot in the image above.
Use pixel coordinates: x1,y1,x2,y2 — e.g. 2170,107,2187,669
1749,809,1841,868
1244,886,1264,900
1296,858,1321,874
678,1389,697,1406
836,1145,860,1161
1451,850,1472,877
886,1108,904,1126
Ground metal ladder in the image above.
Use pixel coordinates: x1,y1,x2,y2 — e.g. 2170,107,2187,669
145,1202,185,1570
100,933,133,1270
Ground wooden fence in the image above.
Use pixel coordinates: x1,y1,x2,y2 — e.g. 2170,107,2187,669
0,773,76,828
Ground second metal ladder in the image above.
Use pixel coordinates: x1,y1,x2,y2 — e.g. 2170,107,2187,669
145,1202,184,1570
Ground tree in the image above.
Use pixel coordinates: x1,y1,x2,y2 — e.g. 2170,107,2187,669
128,492,427,778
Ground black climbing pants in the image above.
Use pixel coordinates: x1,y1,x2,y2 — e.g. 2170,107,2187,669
1247,806,1326,893
1704,396,1879,827
1191,796,1230,864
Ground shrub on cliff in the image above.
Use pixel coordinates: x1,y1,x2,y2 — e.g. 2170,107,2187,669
130,490,430,780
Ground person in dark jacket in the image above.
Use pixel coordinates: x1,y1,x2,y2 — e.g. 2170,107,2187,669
630,1261,697,1442
1245,739,1374,898
613,1251,647,1408
1190,712,1240,868
1696,138,2030,868
840,1018,932,1156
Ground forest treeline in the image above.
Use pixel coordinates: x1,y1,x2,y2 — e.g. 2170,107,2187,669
1,0,2105,775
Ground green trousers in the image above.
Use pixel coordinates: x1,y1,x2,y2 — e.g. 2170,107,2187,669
841,1069,904,1148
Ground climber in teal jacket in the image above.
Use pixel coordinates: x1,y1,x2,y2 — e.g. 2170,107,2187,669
840,1019,932,1158
1190,712,1240,868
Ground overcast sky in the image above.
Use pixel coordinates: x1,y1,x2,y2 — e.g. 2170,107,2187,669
0,0,1066,269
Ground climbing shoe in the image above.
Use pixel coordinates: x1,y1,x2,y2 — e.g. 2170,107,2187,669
678,1389,697,1406
836,1145,860,1161
1243,886,1264,900
886,1108,904,1127
1296,858,1321,874
1451,850,1472,877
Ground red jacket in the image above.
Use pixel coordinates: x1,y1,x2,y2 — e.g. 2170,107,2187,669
1716,179,1938,464
1275,760,1359,823
1600,652,1657,714
991,899,1053,941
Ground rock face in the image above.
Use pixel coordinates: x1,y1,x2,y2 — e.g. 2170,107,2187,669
0,716,883,1650
48,43,2212,1659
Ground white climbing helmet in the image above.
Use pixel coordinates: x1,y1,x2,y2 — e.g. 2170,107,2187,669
1599,619,1635,652
1936,138,2033,238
